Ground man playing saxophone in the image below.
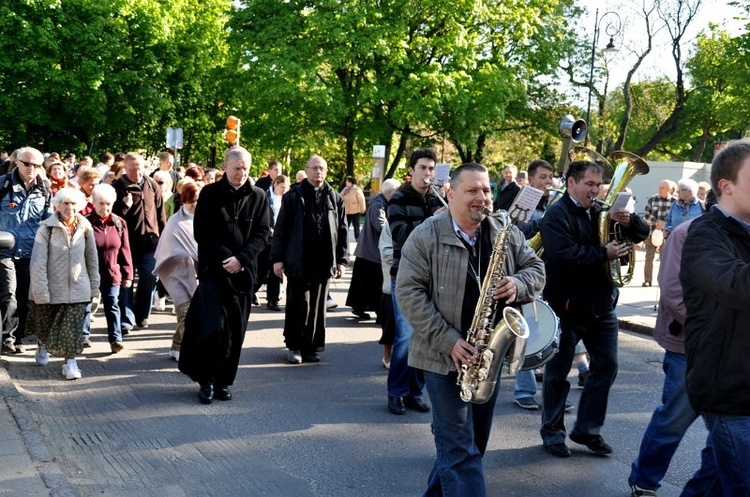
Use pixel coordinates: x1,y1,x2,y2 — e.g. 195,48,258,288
539,159,648,458
396,163,545,496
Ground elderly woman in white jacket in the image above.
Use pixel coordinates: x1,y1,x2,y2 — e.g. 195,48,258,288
28,188,100,380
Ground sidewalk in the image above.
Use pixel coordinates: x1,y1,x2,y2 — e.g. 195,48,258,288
616,247,660,335
0,359,77,496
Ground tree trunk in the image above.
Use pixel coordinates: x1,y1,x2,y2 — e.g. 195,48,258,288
474,133,486,164
384,131,409,180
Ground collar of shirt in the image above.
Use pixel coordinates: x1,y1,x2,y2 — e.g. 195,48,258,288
714,205,750,233
452,218,479,247
568,195,593,217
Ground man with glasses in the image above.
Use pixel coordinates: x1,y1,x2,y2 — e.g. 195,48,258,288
0,147,52,354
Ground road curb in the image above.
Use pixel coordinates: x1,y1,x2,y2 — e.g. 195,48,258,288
618,319,654,337
0,361,80,497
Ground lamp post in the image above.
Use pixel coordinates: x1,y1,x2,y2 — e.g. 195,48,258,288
584,8,622,147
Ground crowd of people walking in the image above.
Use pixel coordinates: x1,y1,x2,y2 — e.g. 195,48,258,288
0,139,748,497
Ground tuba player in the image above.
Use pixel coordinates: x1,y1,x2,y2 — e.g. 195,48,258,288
539,159,648,457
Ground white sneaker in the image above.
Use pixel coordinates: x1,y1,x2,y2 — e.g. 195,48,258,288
35,344,50,366
62,359,82,380
153,296,166,312
168,350,180,361
326,298,338,310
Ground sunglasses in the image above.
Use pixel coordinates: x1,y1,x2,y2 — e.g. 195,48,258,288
17,159,43,169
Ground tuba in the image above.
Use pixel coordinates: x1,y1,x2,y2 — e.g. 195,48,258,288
457,209,530,404
597,151,650,287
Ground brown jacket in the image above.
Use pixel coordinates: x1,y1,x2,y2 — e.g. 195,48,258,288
342,185,366,215
113,175,165,254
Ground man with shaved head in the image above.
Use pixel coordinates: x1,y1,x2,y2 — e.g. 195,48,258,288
272,155,349,364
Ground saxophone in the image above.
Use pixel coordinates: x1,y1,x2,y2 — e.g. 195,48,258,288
457,209,530,404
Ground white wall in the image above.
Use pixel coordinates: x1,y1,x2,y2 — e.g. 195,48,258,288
621,160,710,214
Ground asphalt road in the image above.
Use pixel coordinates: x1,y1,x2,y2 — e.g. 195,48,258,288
3,274,706,497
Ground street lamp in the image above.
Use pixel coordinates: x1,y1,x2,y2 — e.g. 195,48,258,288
585,8,622,147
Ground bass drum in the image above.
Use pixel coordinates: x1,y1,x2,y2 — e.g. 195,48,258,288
519,299,560,371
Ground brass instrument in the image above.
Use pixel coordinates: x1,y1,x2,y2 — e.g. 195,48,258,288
424,178,449,210
597,151,650,287
457,209,530,404
527,146,609,255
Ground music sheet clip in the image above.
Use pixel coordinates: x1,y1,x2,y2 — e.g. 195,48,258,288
507,186,544,224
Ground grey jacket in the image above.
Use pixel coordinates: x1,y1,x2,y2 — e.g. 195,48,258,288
30,214,100,305
396,211,546,375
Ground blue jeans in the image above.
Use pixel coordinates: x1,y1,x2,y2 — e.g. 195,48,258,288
424,371,498,497
514,369,537,400
630,351,720,494
100,285,122,344
120,250,156,326
541,311,618,445
82,302,91,339
702,413,750,496
388,278,425,400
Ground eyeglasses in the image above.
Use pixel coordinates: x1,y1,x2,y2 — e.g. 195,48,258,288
17,160,43,169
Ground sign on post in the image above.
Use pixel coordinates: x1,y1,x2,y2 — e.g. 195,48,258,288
166,127,184,150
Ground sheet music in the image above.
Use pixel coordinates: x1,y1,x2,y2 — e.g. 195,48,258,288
506,186,544,224
435,163,451,187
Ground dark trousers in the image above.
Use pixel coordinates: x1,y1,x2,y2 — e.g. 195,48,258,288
346,214,361,240
266,272,281,304
0,257,30,346
119,250,156,327
283,276,330,354
540,311,619,446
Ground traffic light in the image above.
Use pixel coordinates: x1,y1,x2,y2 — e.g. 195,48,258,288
225,115,241,146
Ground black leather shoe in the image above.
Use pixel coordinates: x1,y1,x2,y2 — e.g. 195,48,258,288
198,384,214,405
387,395,406,415
267,302,281,311
214,386,232,401
544,442,571,458
302,352,321,363
404,397,431,412
352,310,371,320
569,433,613,455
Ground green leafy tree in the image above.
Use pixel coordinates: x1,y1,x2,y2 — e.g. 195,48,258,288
0,0,230,161
227,0,580,180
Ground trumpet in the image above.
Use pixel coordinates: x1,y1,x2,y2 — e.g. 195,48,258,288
424,177,449,210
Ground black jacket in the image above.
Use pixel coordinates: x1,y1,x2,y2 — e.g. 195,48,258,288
270,180,349,279
193,176,271,294
494,181,520,211
387,182,443,278
540,192,648,322
681,207,750,415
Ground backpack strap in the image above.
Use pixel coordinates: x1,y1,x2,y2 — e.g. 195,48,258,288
112,215,124,238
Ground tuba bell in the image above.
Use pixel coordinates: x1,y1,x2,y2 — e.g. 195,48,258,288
597,151,650,287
